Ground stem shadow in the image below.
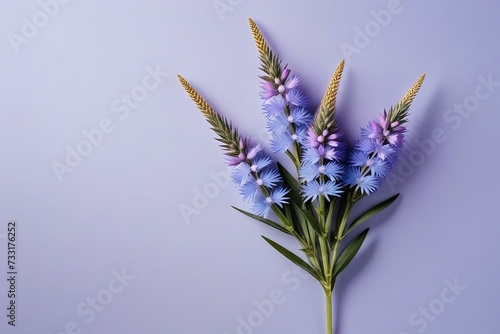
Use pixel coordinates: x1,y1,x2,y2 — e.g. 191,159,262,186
333,237,378,334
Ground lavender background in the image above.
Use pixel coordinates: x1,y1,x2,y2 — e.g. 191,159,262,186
0,0,499,333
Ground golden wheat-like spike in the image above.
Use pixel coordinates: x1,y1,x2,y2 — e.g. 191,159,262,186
177,74,214,117
248,18,268,56
389,73,426,123
402,73,426,106
320,59,345,113
178,74,241,156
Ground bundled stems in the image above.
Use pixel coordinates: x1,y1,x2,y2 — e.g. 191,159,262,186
179,18,425,334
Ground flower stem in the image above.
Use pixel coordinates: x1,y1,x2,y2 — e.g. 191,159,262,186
319,236,330,280
330,193,354,273
325,289,333,334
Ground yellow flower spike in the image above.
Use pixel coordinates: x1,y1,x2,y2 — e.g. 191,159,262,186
177,74,215,117
320,59,345,115
248,18,269,57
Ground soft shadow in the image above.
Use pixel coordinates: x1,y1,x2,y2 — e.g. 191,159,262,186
383,84,448,193
335,67,359,145
333,238,378,334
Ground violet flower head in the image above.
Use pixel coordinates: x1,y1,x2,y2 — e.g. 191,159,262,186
259,70,312,155
346,110,406,195
365,110,406,148
299,60,347,202
260,68,307,105
228,139,289,217
300,126,346,202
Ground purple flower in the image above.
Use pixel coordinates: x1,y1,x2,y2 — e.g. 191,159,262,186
365,110,406,148
260,81,279,100
259,70,313,157
227,138,250,166
307,128,342,150
300,123,346,202
346,110,407,195
227,139,289,217
260,72,302,102
302,145,345,165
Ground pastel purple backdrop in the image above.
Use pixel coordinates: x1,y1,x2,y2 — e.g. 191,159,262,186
0,0,499,333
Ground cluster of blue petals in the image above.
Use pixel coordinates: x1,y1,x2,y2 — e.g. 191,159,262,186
228,139,289,217
345,111,405,194
300,127,346,202
260,70,311,154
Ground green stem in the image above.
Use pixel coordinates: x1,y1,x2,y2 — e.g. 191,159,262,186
325,289,333,334
319,237,330,280
318,188,330,277
330,192,354,273
285,150,300,168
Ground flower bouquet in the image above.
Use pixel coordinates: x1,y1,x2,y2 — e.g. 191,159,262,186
178,18,425,334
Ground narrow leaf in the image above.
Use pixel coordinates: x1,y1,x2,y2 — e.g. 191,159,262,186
325,198,337,234
330,196,347,244
342,193,399,239
277,162,302,205
262,236,322,281
232,206,291,235
333,228,369,279
284,204,306,240
292,202,322,236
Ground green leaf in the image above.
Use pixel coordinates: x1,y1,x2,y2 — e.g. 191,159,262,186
262,236,322,281
284,204,305,240
325,198,337,234
332,228,369,280
342,193,399,239
277,162,302,205
330,195,347,244
292,202,322,236
232,206,291,235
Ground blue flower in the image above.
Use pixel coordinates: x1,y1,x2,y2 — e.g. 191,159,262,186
267,114,290,136
252,188,290,217
226,139,290,217
286,88,308,107
373,143,397,162
240,179,260,201
348,150,369,167
231,162,251,186
345,167,380,195
270,126,308,154
302,147,322,165
301,180,342,202
366,157,392,178
347,119,401,194
263,95,287,118
267,107,312,136
238,162,282,201
249,156,273,173
289,107,312,126
301,144,346,165
355,138,377,154
300,162,344,182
